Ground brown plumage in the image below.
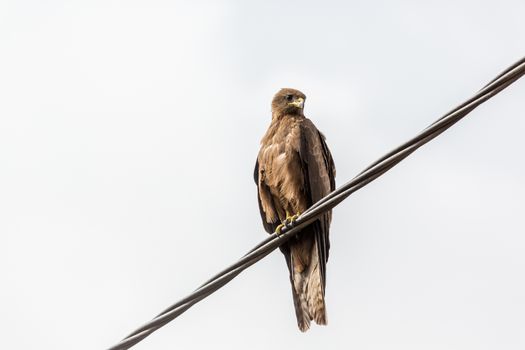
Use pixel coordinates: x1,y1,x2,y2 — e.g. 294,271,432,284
254,88,336,331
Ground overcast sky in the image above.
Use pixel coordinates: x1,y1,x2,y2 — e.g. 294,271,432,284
1,1,525,349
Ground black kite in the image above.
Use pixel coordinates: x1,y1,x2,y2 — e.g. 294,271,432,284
254,88,336,331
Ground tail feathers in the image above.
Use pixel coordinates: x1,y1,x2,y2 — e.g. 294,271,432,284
290,280,311,332
290,240,327,332
306,262,327,326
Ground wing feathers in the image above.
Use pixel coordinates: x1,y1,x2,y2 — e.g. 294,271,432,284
298,120,333,289
255,116,335,331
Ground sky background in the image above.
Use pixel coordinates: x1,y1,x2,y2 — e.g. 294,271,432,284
1,1,525,349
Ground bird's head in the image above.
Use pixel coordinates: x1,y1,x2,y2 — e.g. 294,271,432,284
271,88,306,117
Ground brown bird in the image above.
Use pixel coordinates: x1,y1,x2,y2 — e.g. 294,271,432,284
254,88,336,331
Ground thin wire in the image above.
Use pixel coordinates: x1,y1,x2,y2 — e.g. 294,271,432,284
108,57,525,350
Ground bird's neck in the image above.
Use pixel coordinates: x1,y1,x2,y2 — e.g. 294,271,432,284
272,112,304,121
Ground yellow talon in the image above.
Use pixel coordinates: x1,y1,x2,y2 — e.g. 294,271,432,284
285,211,300,225
275,211,301,236
275,223,286,236
274,211,301,236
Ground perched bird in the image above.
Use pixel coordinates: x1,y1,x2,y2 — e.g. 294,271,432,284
254,88,336,331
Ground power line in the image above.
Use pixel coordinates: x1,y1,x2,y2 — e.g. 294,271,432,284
108,57,525,350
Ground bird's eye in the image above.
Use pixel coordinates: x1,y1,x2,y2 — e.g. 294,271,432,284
285,95,293,101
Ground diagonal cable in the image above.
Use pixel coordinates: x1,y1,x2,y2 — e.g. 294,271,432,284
108,56,525,350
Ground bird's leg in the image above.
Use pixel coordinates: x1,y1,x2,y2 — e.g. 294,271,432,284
274,222,286,236
284,210,301,225
284,210,301,226
286,212,301,224
274,211,301,236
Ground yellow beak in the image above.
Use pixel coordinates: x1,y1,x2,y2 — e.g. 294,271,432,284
289,97,304,108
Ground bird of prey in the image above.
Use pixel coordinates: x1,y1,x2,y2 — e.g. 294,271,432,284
254,88,336,332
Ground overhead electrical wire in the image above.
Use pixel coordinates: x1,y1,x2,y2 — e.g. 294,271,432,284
108,56,525,350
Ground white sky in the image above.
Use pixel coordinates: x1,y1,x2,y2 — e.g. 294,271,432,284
1,1,525,349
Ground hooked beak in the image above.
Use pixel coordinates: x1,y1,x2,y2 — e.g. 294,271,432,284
289,97,305,108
